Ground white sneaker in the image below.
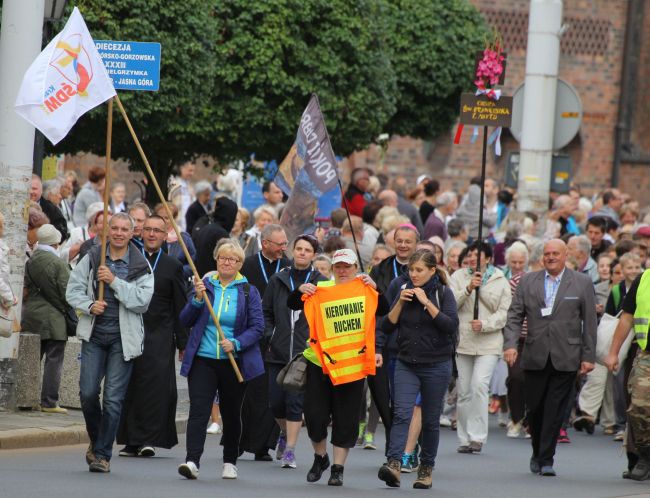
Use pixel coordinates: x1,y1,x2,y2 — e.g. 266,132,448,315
222,463,238,479
507,421,522,438
178,461,199,480
498,412,509,428
439,415,452,427
206,422,222,434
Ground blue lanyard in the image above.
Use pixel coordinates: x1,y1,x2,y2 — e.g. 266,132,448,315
289,269,312,291
142,248,162,272
258,252,280,284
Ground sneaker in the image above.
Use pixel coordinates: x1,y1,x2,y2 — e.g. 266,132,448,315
439,415,452,427
327,464,344,486
178,461,199,480
401,453,415,472
41,405,68,414
498,412,509,427
276,431,287,460
306,453,330,482
206,422,222,435
356,421,367,446
468,441,482,453
557,428,571,443
456,445,473,454
410,450,420,471
363,432,376,450
281,449,297,469
138,446,155,457
630,458,650,481
222,463,238,479
254,452,273,461
614,430,625,442
413,464,433,489
89,458,110,473
507,421,522,438
118,445,138,457
85,444,96,465
378,459,401,487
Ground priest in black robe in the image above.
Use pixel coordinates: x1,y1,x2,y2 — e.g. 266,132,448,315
117,214,188,456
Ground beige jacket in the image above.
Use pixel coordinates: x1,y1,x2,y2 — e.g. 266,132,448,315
449,267,512,356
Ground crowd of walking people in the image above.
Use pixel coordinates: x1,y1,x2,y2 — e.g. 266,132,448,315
4,163,650,488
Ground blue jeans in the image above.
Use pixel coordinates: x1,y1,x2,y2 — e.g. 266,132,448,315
388,359,452,466
79,330,133,460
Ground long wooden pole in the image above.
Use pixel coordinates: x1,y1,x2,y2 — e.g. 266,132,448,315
114,94,243,382
473,125,488,320
98,97,114,301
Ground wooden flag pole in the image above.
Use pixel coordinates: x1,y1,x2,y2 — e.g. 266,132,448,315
98,97,114,301
113,94,243,383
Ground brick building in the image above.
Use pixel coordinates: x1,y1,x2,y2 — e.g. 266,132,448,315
342,0,650,204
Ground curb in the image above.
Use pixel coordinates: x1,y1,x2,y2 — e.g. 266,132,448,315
0,416,188,451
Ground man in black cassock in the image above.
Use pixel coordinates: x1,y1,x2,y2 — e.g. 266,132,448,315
117,214,188,457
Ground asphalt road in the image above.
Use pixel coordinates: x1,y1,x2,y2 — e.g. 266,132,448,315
0,418,647,498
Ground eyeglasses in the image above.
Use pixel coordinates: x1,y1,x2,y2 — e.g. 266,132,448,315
264,239,289,248
142,227,166,234
217,256,240,265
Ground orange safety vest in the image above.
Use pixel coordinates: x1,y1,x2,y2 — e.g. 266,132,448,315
303,279,378,385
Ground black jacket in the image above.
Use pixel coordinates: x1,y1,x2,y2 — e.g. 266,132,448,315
194,196,238,277
39,197,69,242
263,267,327,364
369,255,408,295
241,253,290,297
185,200,208,235
381,276,459,365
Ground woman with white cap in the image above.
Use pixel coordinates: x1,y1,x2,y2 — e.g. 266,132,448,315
287,248,388,487
21,224,71,413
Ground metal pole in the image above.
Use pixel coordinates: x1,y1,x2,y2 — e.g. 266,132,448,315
516,0,563,214
0,0,46,407
473,126,488,320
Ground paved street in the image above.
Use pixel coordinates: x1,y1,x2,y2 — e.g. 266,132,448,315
0,416,648,498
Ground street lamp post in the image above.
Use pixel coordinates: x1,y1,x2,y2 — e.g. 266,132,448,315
33,0,68,178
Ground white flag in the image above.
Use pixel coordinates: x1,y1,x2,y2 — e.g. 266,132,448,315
15,7,116,145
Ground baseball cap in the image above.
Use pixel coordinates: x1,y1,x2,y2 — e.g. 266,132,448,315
331,248,358,265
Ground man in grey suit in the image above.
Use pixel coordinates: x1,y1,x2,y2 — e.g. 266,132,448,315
504,239,596,477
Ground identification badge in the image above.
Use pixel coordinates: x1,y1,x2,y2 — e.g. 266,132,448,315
541,307,552,317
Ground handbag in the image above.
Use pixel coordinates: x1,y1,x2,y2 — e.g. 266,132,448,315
276,353,309,392
596,312,633,367
25,261,78,337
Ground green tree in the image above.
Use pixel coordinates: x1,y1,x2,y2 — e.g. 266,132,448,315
384,0,487,140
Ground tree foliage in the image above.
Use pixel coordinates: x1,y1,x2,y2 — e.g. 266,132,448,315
41,0,485,196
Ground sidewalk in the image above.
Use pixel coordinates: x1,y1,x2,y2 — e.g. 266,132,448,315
0,361,190,451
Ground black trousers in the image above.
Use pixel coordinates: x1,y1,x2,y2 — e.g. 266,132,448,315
303,362,365,448
506,342,526,424
367,352,393,453
524,357,575,467
186,356,246,465
40,339,66,408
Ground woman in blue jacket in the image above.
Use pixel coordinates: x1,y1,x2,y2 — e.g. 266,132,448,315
177,239,264,481
377,249,459,490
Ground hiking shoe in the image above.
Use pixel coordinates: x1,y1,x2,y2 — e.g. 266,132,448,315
413,464,433,489
89,458,110,473
306,453,330,482
356,421,367,446
328,464,344,486
507,421,522,438
401,453,416,472
85,444,96,465
363,432,376,450
222,463,238,479
281,449,297,469
557,429,571,443
178,461,199,480
138,446,155,457
118,445,138,457
457,445,473,454
573,416,595,435
276,431,287,460
378,459,401,487
630,459,650,481
206,422,222,434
